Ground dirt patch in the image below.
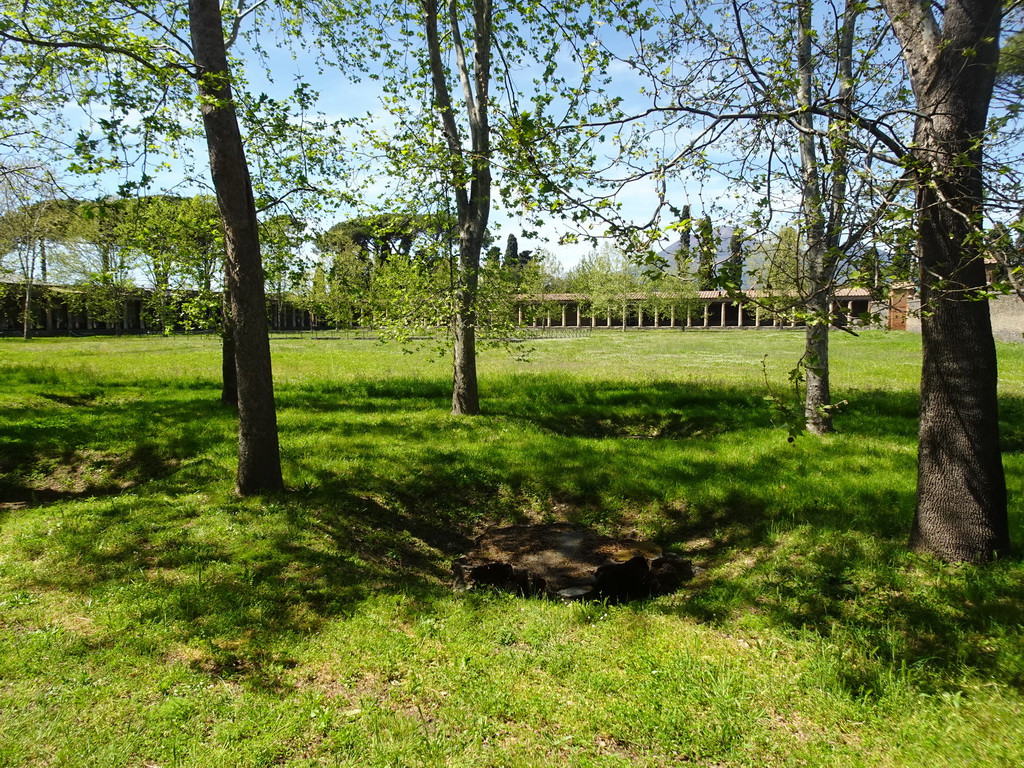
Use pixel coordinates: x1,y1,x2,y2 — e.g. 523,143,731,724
38,391,102,407
0,446,179,504
453,523,694,601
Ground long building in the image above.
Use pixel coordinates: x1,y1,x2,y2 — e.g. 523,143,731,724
513,289,880,329
1,280,889,337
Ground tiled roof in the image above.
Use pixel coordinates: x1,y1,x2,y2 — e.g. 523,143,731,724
517,289,875,302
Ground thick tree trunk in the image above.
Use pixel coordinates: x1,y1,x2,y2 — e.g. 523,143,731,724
912,219,1008,560
883,0,1009,561
189,0,283,494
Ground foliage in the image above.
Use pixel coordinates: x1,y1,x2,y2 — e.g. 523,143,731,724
598,0,924,433
568,242,697,327
261,213,310,328
115,195,224,331
1,192,228,332
696,215,718,291
318,213,457,269
0,168,67,336
367,251,454,344
0,0,348,202
303,0,619,412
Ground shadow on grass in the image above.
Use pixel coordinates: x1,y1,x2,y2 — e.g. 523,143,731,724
652,492,1024,695
278,377,773,438
4,368,1023,694
679,549,1024,695
7,488,466,692
491,380,766,440
0,385,235,504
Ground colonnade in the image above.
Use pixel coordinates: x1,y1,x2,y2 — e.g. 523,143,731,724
515,293,875,330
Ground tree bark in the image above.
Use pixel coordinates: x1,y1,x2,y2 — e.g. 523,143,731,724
882,0,1009,561
802,309,831,433
22,279,33,340
796,0,836,435
451,229,481,415
423,0,491,416
189,0,283,494
221,287,238,407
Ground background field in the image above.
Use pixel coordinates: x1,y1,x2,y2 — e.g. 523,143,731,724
1,329,1023,767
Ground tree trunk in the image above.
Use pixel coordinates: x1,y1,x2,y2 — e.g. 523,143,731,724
803,311,832,434
883,0,1009,561
189,0,283,494
221,287,238,407
796,0,833,435
22,279,33,340
423,0,491,416
451,234,481,415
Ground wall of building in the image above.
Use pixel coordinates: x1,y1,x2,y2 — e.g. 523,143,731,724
0,284,311,337
987,295,1024,343
903,295,1024,343
3,282,885,337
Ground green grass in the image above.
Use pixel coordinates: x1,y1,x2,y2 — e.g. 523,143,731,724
1,329,1023,767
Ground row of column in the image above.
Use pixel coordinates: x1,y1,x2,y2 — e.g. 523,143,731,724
31,301,146,332
23,298,312,333
517,300,861,329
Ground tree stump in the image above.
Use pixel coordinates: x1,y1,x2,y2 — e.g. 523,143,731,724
452,523,693,601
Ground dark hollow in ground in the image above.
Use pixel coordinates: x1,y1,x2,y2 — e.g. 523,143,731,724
453,523,693,601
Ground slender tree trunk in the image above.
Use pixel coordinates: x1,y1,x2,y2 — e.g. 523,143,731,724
451,233,481,415
796,0,833,435
803,309,831,432
189,0,283,494
221,287,238,407
883,0,1009,561
423,0,491,416
798,254,831,437
115,288,124,337
22,279,33,340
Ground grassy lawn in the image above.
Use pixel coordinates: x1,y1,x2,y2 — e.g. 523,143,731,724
1,329,1023,767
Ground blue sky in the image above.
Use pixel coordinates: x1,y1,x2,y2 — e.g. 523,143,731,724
84,5,733,273
235,29,675,270
57,1,981,274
